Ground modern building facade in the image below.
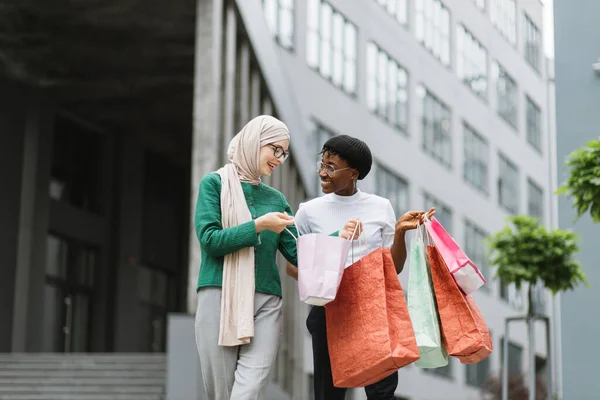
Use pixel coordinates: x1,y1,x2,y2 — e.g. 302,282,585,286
553,0,600,398
253,0,556,399
0,0,557,399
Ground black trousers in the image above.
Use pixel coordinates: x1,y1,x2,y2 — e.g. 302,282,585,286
306,306,399,400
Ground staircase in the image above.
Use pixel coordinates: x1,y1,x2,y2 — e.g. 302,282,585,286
0,353,166,400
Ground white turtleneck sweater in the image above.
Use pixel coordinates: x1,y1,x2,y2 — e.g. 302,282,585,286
294,190,397,267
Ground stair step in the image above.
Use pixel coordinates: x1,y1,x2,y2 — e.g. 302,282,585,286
0,353,166,360
0,370,166,378
0,377,163,386
0,353,166,400
0,394,163,400
0,363,166,371
0,386,163,394
0,358,165,364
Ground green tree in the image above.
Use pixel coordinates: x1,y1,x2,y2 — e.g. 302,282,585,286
486,216,587,316
486,216,587,400
556,137,600,223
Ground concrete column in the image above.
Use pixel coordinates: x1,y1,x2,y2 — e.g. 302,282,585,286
187,0,225,314
239,41,251,125
0,79,28,352
12,89,54,352
222,4,238,151
113,138,144,351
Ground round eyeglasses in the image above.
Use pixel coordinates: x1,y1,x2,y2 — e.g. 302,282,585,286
316,162,352,178
267,144,289,160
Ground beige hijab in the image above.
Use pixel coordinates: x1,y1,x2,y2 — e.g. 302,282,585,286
216,115,290,346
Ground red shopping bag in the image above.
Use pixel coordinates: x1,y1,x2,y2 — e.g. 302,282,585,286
427,245,492,364
325,248,419,387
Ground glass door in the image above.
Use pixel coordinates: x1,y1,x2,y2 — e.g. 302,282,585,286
138,265,171,352
42,234,96,352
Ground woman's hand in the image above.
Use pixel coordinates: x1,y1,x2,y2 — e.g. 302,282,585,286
255,212,294,233
395,207,436,233
340,219,362,240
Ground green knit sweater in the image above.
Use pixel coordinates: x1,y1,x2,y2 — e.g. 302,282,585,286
194,173,298,297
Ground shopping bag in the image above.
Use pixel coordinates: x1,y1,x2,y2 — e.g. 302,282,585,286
427,244,492,364
424,216,486,294
407,227,448,368
325,247,419,387
296,232,352,306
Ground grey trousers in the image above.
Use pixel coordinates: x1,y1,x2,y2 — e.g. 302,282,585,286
195,287,283,400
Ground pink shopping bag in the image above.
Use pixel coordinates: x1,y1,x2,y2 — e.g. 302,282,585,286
295,231,352,306
424,216,486,294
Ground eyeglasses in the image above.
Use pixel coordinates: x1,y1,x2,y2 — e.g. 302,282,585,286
267,144,289,160
316,162,352,178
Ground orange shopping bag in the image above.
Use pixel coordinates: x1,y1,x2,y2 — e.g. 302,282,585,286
325,248,419,388
427,245,492,364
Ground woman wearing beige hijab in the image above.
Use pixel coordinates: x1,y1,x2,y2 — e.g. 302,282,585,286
194,115,359,400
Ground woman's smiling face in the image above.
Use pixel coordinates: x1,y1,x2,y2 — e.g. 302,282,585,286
258,139,289,176
318,151,358,196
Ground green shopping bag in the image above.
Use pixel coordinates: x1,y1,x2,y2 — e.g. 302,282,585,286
407,226,448,368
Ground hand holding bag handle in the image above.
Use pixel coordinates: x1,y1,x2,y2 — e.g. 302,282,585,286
293,220,362,306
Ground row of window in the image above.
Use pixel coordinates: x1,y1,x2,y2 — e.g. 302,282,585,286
265,0,542,80
374,142,544,219
382,0,541,73
264,1,544,157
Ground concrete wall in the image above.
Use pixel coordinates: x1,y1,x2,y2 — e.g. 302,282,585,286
553,0,600,397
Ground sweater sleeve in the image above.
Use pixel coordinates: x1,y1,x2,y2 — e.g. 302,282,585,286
194,173,260,258
278,197,298,266
293,203,310,235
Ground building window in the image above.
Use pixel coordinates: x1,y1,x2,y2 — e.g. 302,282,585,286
524,14,541,72
500,279,508,300
500,338,524,377
498,153,519,214
493,62,518,129
376,165,409,217
307,0,358,95
463,123,489,194
314,124,335,194
531,280,547,315
526,96,542,153
465,220,489,291
419,85,452,167
500,279,524,308
472,0,485,11
263,0,295,50
375,0,408,25
415,0,451,66
424,192,453,233
366,42,409,132
424,359,453,379
490,0,516,45
466,331,491,387
527,178,544,222
50,116,105,215
457,25,488,100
